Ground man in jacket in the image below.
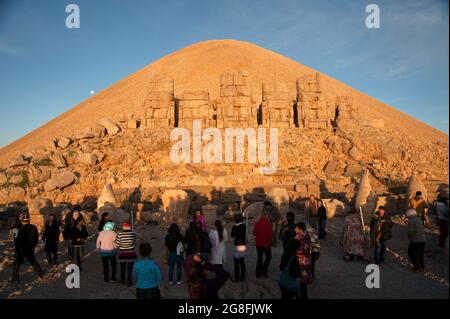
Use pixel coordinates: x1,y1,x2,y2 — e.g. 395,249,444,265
305,195,319,231
406,209,426,271
253,213,273,278
262,201,280,248
369,206,393,264
11,213,44,283
408,191,429,224
279,211,296,251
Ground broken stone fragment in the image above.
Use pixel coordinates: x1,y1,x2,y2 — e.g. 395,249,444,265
53,171,76,189
76,153,98,165
9,155,29,168
98,117,121,136
57,137,72,149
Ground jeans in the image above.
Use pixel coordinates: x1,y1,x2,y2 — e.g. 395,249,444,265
318,219,326,239
102,256,117,282
374,240,386,264
437,219,448,247
309,216,318,231
408,242,425,271
168,251,183,282
12,250,44,282
72,246,84,269
119,261,134,286
299,283,308,299
233,258,245,281
256,247,272,277
271,222,278,248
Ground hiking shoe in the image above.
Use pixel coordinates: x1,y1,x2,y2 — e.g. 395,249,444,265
176,281,182,285
169,281,174,286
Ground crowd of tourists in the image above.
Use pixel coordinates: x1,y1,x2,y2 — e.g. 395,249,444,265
7,192,449,299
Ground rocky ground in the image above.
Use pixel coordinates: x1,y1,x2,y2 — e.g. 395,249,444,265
0,213,447,299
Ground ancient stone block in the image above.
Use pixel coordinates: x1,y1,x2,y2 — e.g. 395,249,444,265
266,187,290,216
162,189,190,221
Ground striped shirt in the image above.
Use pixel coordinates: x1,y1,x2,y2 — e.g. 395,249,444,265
114,231,137,251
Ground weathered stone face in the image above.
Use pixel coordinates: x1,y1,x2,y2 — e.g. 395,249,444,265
266,187,289,216
98,184,117,209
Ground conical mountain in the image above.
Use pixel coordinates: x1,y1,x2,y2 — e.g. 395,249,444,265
0,39,447,166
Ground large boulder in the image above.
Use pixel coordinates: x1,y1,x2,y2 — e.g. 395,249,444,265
162,189,190,221
76,153,98,165
53,171,76,189
98,118,121,136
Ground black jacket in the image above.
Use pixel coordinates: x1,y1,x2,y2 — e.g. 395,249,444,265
16,223,39,253
231,223,246,246
71,225,89,246
165,232,184,252
318,206,327,220
42,221,60,249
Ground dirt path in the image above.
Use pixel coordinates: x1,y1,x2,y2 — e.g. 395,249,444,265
0,215,448,299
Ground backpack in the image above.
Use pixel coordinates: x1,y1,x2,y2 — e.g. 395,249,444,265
176,241,186,256
279,256,300,293
202,233,212,253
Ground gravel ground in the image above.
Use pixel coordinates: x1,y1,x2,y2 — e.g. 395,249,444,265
0,215,447,299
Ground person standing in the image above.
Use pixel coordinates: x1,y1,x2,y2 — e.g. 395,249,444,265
341,210,369,262
408,191,429,224
262,201,280,248
406,209,426,272
230,214,246,282
293,222,313,299
209,220,228,268
253,213,272,278
305,195,319,231
62,210,84,259
41,213,60,265
369,206,393,264
193,210,208,233
98,212,111,232
279,211,296,251
279,240,301,300
185,221,203,256
96,221,117,282
435,197,449,247
317,200,327,239
114,222,137,287
306,224,320,279
133,243,163,299
11,213,45,283
184,253,230,299
165,223,185,285
71,218,88,271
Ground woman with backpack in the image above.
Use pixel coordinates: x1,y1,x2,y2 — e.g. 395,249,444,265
230,214,246,282
165,223,185,285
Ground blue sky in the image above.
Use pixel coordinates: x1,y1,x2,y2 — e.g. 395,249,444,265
0,0,448,148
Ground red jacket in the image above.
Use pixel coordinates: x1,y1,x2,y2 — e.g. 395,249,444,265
253,216,273,248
